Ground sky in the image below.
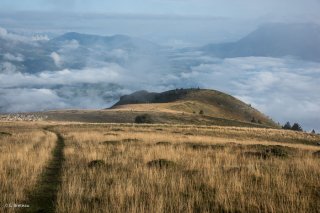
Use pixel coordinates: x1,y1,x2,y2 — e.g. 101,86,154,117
1,0,320,45
1,0,320,17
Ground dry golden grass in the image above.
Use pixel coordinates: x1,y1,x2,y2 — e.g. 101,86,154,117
111,89,277,127
111,100,245,122
52,124,320,213
0,123,56,212
1,122,319,212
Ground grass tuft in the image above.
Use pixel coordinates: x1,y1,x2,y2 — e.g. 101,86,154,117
146,159,177,169
88,160,105,168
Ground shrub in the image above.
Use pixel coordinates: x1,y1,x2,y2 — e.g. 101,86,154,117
147,159,176,169
313,151,320,157
122,138,141,143
282,122,292,130
267,146,290,158
291,123,303,132
88,160,105,168
199,110,204,115
0,132,12,136
135,114,153,124
282,122,303,131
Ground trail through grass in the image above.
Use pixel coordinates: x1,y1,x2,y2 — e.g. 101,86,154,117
24,128,65,213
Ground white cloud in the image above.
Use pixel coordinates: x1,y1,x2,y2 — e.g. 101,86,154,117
0,42,319,131
0,27,8,37
163,39,193,48
50,52,62,67
183,57,320,131
0,62,18,74
38,65,122,85
0,64,124,88
60,39,80,50
0,26,31,42
3,53,24,62
0,88,66,112
108,49,129,60
0,62,132,112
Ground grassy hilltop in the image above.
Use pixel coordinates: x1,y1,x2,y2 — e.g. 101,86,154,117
37,89,279,128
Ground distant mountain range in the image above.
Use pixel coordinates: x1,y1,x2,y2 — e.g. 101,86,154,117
201,23,320,62
0,31,162,73
49,32,158,51
1,22,320,75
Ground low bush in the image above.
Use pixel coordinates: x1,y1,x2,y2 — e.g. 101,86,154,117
135,114,153,124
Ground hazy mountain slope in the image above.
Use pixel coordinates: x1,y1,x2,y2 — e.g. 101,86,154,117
0,36,55,73
1,31,164,73
49,32,159,51
201,23,320,62
112,89,278,127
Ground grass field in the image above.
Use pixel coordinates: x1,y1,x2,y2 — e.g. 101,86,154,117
1,122,320,212
0,123,56,213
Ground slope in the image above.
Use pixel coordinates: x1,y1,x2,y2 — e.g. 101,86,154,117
201,23,320,62
111,89,278,127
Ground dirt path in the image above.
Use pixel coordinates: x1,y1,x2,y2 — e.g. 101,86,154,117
24,128,65,213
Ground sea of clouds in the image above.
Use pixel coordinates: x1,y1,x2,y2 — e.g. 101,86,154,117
0,27,319,131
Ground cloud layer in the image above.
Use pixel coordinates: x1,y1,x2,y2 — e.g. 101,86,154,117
176,56,320,130
0,26,319,131
1,52,319,131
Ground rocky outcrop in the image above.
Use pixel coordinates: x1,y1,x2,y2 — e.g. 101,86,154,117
0,114,48,121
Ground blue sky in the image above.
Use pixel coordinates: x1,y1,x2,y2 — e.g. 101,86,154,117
1,0,320,18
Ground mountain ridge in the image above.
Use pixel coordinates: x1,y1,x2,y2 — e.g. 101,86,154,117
111,88,278,127
0,88,279,128
201,23,320,62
